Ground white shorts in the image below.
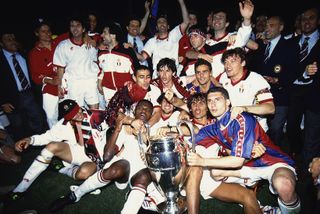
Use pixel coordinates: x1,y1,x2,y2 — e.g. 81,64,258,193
42,93,59,128
126,155,148,182
227,163,297,194
196,144,222,199
69,143,92,165
102,87,116,106
67,79,99,107
200,168,222,200
103,150,147,190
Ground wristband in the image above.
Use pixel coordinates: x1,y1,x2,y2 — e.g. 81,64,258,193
30,136,35,145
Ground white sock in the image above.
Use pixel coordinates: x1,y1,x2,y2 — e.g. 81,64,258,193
121,186,146,214
278,197,301,214
14,148,54,193
59,165,79,179
74,169,110,201
146,182,165,205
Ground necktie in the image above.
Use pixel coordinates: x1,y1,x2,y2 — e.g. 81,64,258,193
12,54,30,91
264,42,271,63
133,37,138,52
299,37,310,62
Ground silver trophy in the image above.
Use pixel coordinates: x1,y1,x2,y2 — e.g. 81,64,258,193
144,120,195,214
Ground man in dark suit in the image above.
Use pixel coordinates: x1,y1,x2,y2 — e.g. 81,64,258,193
0,29,45,140
125,12,152,69
248,16,299,149
286,7,320,172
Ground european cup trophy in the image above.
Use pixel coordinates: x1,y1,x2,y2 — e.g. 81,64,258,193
142,120,195,214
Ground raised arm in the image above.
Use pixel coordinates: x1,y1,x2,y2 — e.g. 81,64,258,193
164,89,188,111
177,0,189,33
103,114,125,163
239,0,254,26
140,0,151,34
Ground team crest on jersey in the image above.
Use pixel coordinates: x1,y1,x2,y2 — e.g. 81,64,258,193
70,47,73,51
239,84,244,93
273,65,281,73
116,58,121,66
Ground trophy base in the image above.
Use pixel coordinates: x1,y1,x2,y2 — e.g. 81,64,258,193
163,200,179,214
161,193,187,214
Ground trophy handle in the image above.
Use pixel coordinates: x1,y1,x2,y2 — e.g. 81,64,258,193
176,120,196,152
137,122,150,165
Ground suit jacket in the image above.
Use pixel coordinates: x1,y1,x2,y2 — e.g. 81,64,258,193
0,49,33,108
289,33,320,112
248,36,300,106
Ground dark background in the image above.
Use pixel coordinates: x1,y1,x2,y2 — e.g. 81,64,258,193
1,0,319,50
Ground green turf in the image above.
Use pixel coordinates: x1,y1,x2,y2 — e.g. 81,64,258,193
0,146,315,214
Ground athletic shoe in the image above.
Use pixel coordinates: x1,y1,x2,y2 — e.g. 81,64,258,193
9,192,24,201
49,191,77,213
141,196,160,212
69,185,101,195
261,205,281,214
0,191,25,204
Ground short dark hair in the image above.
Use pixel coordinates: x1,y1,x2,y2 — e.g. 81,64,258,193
212,6,229,22
157,14,168,22
108,22,125,44
33,20,51,33
0,26,16,40
68,13,86,27
135,99,153,114
188,24,206,37
188,10,198,17
195,59,212,72
207,87,230,100
134,65,150,76
156,58,177,74
221,47,246,64
127,15,141,26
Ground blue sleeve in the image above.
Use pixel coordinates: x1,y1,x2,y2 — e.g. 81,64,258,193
230,113,256,159
195,125,217,148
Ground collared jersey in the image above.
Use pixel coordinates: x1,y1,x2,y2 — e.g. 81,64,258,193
195,110,294,167
53,38,99,80
218,70,273,131
150,110,180,136
142,25,183,78
204,24,252,77
29,34,68,96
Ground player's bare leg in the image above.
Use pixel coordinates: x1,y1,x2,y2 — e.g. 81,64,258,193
210,182,262,214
